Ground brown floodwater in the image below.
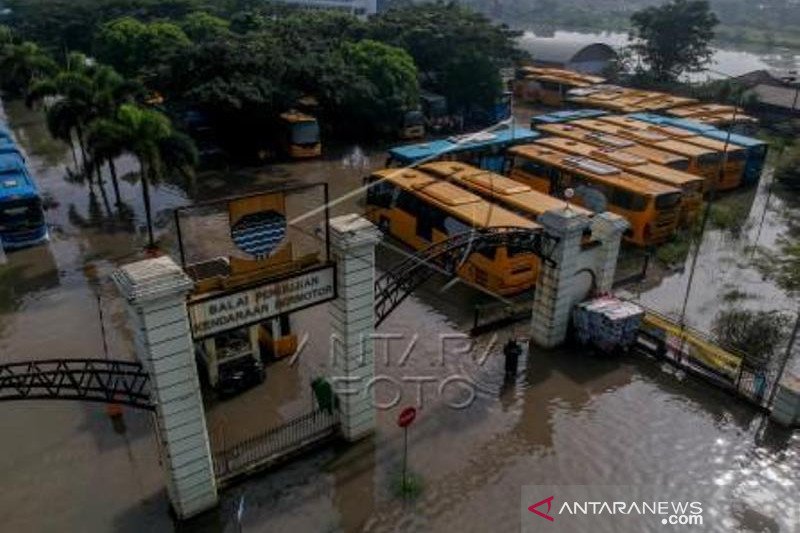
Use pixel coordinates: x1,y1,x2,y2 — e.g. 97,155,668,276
0,100,797,533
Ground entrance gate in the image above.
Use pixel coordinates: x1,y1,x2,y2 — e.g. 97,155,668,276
0,201,632,519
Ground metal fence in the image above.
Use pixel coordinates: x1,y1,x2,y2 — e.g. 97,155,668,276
634,328,776,410
212,408,340,485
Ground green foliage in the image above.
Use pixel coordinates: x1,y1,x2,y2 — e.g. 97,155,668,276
774,143,800,189
333,40,419,131
95,17,191,77
755,239,800,296
712,308,791,367
441,49,502,112
180,11,231,41
368,2,518,108
0,40,58,98
628,0,719,81
708,202,749,236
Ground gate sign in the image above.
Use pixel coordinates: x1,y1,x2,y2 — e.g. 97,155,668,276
397,406,417,428
188,264,336,339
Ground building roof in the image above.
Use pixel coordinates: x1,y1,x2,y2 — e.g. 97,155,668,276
518,38,617,66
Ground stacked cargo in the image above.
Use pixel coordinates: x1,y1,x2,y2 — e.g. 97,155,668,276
573,296,644,354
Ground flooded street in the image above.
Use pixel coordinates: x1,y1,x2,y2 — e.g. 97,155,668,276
0,98,798,533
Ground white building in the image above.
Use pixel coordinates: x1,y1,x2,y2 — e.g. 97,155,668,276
275,0,377,16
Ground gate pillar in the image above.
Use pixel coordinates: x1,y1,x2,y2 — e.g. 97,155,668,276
113,256,218,519
328,214,382,442
531,208,593,348
590,212,630,293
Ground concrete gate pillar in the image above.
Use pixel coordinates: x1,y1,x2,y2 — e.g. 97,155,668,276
530,208,592,348
770,373,800,427
328,214,382,442
590,212,630,293
113,256,218,519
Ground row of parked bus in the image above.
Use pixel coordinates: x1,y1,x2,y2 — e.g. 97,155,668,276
513,67,758,128
0,124,47,250
371,110,769,294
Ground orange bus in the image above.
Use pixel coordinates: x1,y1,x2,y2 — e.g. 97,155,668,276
536,122,692,171
534,137,704,225
598,115,746,190
573,119,722,191
507,144,683,246
567,86,696,113
417,160,594,220
365,168,541,295
514,67,605,106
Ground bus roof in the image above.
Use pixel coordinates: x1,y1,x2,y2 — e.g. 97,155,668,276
629,113,716,133
573,119,716,157
599,115,746,153
417,161,592,217
371,168,540,230
531,109,607,125
536,123,690,166
387,127,539,165
517,67,605,86
509,144,681,196
567,86,697,112
535,137,703,188
0,156,37,199
279,110,317,124
629,112,766,148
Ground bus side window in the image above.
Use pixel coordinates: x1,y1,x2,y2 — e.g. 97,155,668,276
396,190,420,216
416,202,434,241
612,188,648,212
367,180,396,209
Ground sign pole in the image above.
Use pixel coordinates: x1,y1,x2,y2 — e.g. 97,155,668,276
396,406,417,496
402,425,408,492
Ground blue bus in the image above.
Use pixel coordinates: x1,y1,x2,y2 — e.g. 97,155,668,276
0,152,48,249
630,112,768,186
386,126,539,173
531,108,607,126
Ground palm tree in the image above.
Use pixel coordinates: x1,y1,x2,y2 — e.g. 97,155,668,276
88,104,197,249
0,41,57,98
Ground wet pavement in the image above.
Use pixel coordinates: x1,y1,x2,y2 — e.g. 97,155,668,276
0,99,798,532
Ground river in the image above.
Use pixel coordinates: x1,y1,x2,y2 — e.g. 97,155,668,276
518,30,800,78
0,96,798,533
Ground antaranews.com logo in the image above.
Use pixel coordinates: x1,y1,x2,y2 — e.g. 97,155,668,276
521,486,715,532
528,495,703,527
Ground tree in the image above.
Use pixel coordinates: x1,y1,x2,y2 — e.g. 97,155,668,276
712,309,791,368
180,11,231,41
440,49,502,112
331,40,419,133
95,17,191,78
367,3,518,108
629,0,719,81
0,41,57,98
87,104,197,249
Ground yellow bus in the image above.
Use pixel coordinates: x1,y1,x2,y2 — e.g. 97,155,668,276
507,144,683,246
573,119,722,191
365,168,542,295
598,115,746,190
567,86,696,113
534,137,704,225
417,160,594,220
514,67,604,106
537,122,692,171
279,111,321,159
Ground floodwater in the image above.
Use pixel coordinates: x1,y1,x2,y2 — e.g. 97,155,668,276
518,30,800,78
0,99,798,533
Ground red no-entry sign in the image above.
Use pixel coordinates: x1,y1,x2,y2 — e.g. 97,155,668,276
397,406,416,428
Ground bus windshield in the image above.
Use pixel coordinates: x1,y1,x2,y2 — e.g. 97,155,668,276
0,197,44,229
699,153,721,166
655,192,682,209
291,122,320,145
670,159,690,172
726,150,746,162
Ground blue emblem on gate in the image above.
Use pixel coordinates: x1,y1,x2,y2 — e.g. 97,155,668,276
230,210,287,259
